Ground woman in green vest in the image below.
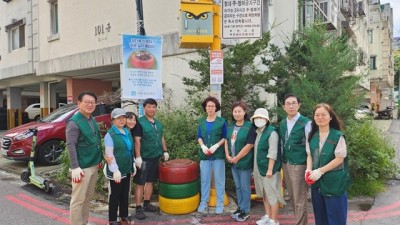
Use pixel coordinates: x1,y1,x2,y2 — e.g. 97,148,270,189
104,108,135,225
225,101,256,222
197,96,227,214
306,103,350,225
251,108,285,225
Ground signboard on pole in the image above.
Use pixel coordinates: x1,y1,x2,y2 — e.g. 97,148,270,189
222,0,262,39
210,50,223,84
121,34,163,100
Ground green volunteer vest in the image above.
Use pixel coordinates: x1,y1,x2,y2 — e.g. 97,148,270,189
256,126,281,176
198,117,226,160
138,116,163,158
227,121,254,170
69,112,102,169
105,128,134,175
309,128,350,196
280,115,310,165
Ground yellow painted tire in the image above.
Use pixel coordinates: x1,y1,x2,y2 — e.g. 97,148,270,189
207,189,229,206
159,193,200,215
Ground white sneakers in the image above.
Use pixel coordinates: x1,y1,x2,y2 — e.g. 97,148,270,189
256,215,270,225
256,215,280,225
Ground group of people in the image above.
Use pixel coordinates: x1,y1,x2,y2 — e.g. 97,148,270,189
66,91,350,225
66,91,167,225
197,94,350,225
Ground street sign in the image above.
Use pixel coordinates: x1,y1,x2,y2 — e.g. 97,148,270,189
222,0,262,39
210,50,223,84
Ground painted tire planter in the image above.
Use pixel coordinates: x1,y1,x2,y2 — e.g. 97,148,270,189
207,188,229,206
159,179,199,199
131,51,155,69
159,159,199,184
159,193,200,215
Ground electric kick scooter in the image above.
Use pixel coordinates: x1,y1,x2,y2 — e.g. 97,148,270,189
20,128,54,193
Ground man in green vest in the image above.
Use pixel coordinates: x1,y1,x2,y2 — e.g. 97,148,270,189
66,91,103,225
133,98,169,220
279,93,311,225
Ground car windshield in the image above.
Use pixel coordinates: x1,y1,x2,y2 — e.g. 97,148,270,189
40,104,78,123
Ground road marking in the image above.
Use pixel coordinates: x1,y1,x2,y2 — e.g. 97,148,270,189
6,195,70,224
6,193,108,225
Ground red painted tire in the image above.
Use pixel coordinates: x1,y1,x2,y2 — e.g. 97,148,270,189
159,159,199,184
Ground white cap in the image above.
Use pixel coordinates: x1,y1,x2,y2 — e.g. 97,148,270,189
111,108,127,119
250,108,270,122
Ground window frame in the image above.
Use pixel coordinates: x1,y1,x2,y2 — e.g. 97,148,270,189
370,56,377,70
50,0,58,35
5,19,26,51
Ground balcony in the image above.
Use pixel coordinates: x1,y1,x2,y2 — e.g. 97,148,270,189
358,2,366,16
303,0,339,30
340,0,356,20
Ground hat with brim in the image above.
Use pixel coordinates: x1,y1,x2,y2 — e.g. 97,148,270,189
111,108,127,119
250,108,270,122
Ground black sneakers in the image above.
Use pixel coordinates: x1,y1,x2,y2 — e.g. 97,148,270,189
135,207,146,220
231,208,241,219
143,203,159,212
235,210,250,222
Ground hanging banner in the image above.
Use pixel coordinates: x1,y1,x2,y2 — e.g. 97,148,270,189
210,50,224,84
121,34,163,100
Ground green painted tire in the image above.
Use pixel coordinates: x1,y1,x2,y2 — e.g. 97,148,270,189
159,179,199,199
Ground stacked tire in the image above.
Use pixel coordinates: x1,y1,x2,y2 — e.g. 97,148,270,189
158,159,200,215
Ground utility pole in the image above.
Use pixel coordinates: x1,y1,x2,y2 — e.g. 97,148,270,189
210,0,222,115
136,0,146,35
135,0,146,117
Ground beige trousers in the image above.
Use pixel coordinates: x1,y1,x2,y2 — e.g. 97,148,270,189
282,163,308,225
70,165,98,225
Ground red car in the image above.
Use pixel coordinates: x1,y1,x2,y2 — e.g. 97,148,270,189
0,104,113,165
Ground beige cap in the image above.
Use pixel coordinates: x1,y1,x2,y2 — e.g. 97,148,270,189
250,108,270,122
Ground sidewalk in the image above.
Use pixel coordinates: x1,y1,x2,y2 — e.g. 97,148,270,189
2,120,400,224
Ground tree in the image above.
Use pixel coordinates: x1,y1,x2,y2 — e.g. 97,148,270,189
183,32,281,119
264,25,362,122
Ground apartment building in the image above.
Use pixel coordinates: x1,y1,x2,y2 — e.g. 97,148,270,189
368,0,394,110
0,0,394,128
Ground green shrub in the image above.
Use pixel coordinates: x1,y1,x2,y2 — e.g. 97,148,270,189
157,108,200,162
57,138,107,194
346,120,398,197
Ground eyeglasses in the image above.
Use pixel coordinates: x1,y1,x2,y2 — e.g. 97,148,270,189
284,102,298,106
83,101,96,106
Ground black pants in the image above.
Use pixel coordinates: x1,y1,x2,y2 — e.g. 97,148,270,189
109,175,131,221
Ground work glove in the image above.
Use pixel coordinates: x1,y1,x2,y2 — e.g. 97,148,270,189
71,167,84,183
135,157,143,169
113,170,122,183
201,145,209,155
309,168,324,181
132,163,137,177
209,144,220,154
304,169,315,185
163,152,169,161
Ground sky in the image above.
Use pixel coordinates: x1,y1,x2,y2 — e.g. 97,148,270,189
380,0,400,37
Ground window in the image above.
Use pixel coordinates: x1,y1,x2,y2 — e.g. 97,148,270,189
50,0,58,35
370,56,377,70
368,29,373,43
10,24,25,50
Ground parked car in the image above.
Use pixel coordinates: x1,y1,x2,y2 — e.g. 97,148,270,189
354,104,375,120
25,103,41,121
1,104,113,165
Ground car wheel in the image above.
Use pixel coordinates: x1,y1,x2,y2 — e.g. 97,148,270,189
38,140,64,165
34,115,40,121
